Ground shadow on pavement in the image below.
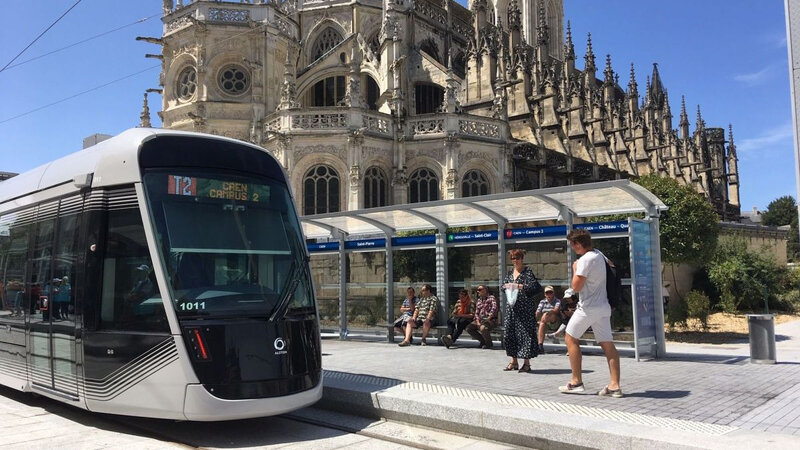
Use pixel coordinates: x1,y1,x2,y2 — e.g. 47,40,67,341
531,368,594,375
623,390,691,399
662,353,749,365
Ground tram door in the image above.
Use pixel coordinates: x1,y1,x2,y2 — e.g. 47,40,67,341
27,200,81,398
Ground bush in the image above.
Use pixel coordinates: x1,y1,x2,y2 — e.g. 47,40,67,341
707,236,788,313
686,290,711,331
667,298,688,329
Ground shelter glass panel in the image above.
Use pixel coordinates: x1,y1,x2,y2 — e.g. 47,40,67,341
345,251,386,333
446,244,499,305
310,253,340,331
392,247,436,322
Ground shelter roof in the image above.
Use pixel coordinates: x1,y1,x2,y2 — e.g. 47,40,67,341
300,180,667,239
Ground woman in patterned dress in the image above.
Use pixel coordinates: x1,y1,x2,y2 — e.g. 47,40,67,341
502,249,541,373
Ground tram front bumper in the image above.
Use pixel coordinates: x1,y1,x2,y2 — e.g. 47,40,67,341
182,377,323,421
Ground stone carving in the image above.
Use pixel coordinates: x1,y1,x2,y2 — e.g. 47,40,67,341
208,8,250,24
459,119,500,138
291,113,347,129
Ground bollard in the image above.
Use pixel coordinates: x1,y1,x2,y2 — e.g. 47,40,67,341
747,314,776,364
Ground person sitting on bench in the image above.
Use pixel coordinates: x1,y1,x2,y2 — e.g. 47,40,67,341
398,284,437,347
466,285,498,349
440,289,475,348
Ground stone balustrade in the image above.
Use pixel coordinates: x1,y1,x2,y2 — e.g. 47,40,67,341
263,108,394,137
164,0,297,38
264,109,507,143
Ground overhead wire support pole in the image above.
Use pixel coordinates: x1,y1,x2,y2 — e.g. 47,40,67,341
785,0,800,265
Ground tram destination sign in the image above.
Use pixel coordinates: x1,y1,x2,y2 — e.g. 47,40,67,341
167,175,270,203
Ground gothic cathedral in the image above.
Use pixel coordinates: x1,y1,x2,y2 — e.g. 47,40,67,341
151,0,740,220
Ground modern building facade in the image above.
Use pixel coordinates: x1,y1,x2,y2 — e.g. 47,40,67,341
151,0,741,220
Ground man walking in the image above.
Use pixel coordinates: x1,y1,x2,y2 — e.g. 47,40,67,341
559,229,622,398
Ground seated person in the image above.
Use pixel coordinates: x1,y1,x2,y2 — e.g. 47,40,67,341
547,289,578,340
536,286,561,353
440,289,475,348
398,284,437,347
393,287,418,338
466,285,498,349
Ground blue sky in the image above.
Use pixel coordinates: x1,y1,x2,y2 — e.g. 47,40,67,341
0,1,795,212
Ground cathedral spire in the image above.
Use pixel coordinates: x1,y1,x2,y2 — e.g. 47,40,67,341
679,95,689,140
277,48,299,110
627,63,638,98
508,0,521,31
603,54,614,85
139,92,151,128
537,3,549,47
728,123,736,156
584,32,596,74
564,21,575,60
696,104,705,130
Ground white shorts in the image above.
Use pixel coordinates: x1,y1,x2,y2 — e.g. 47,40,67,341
565,309,613,343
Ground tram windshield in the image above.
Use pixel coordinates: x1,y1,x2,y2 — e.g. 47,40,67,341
143,171,313,318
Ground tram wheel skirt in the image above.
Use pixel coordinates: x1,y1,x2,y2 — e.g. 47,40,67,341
182,380,323,421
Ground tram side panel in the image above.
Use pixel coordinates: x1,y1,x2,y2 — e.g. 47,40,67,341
0,207,34,392
80,189,194,419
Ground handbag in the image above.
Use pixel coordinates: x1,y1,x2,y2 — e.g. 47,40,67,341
504,283,519,307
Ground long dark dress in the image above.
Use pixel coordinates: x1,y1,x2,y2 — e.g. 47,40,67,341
503,267,540,359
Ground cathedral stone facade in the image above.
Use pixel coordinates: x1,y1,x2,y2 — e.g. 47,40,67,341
153,0,741,220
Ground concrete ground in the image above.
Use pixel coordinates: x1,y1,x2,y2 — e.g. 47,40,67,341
317,319,800,449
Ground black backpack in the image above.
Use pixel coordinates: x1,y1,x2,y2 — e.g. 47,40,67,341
600,251,622,309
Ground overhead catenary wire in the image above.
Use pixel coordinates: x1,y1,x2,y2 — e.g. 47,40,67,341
0,65,160,125
0,0,83,73
0,20,273,126
1,13,161,73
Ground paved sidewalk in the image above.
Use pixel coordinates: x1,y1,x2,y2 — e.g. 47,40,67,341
318,321,800,449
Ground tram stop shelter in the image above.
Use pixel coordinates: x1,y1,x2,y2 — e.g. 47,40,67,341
300,180,669,360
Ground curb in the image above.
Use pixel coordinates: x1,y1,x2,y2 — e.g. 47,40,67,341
318,372,800,450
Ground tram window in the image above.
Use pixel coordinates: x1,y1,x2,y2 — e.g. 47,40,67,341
52,213,80,320
99,209,168,332
0,212,30,319
29,216,55,319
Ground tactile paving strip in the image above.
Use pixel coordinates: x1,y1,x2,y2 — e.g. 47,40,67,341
324,370,737,436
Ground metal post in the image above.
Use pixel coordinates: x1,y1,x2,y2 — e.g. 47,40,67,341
564,208,574,281
338,234,347,340
498,223,507,322
386,237,395,342
651,217,666,358
784,0,800,263
435,227,449,322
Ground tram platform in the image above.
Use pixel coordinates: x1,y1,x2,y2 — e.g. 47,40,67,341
317,321,800,449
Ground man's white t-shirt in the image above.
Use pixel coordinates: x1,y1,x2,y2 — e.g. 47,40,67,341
574,249,611,316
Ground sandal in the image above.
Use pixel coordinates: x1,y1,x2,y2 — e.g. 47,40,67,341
503,362,519,371
518,363,531,373
598,386,623,398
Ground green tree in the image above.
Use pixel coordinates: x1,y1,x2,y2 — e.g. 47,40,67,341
634,174,719,266
761,195,799,262
761,195,797,227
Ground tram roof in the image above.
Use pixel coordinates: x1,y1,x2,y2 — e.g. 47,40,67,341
300,180,668,239
0,128,270,208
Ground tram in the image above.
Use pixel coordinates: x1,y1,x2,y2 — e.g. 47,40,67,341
0,129,322,420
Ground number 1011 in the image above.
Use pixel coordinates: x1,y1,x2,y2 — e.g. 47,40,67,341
180,301,206,311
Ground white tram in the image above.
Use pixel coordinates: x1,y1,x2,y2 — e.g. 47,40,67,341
0,129,322,420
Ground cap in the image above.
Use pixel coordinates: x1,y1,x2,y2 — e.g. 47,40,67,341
136,264,150,272
563,288,575,298
544,285,554,293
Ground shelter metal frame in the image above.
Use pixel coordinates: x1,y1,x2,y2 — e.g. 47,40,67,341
300,180,668,357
